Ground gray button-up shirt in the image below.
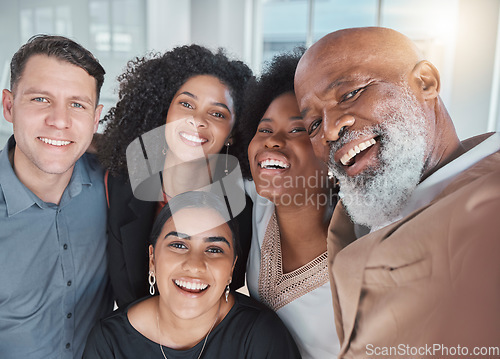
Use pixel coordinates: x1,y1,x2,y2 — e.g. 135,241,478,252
0,136,113,358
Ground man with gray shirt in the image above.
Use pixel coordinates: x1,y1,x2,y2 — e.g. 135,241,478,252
0,35,113,358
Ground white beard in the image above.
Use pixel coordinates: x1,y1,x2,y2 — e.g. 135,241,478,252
328,86,428,230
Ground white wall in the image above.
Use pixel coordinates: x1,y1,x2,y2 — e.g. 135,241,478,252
450,0,500,139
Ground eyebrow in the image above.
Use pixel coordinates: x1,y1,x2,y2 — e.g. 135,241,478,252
23,88,94,106
179,91,232,114
165,231,231,247
300,77,352,117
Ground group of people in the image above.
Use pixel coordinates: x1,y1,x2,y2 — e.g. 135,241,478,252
1,25,498,359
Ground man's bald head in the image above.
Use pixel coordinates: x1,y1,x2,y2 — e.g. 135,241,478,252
296,27,427,103
303,27,422,72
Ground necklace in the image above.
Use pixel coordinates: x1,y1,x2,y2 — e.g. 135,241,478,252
156,299,221,359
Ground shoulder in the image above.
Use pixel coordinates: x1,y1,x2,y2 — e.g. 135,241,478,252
79,153,104,176
226,293,301,357
83,309,128,357
230,293,292,336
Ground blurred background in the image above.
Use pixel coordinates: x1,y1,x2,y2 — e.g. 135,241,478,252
1,0,500,147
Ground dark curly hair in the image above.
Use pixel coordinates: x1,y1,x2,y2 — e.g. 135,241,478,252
239,47,305,179
98,44,253,176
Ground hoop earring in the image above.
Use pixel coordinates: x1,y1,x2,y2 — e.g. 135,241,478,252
148,271,156,296
224,142,230,176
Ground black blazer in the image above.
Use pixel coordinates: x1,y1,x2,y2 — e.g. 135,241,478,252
106,174,252,308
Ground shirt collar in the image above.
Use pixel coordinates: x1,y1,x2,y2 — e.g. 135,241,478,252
0,136,94,215
401,132,500,217
370,132,500,232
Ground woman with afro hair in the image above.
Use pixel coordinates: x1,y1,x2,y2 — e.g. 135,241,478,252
97,44,254,308
241,48,340,358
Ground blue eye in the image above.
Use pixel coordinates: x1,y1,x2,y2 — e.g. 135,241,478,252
72,103,84,109
33,97,48,103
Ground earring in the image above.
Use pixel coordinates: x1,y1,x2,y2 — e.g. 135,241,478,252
328,168,335,181
224,142,230,176
162,146,167,156
225,279,231,303
148,271,156,296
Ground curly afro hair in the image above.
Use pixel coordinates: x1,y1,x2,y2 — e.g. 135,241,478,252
239,47,305,179
98,44,253,176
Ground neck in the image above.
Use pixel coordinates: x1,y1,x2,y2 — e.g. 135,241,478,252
274,189,331,273
156,296,222,350
11,147,73,205
162,153,217,197
421,102,465,182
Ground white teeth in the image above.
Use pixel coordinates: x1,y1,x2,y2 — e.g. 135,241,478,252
180,132,207,143
259,159,290,169
340,138,376,166
39,137,71,146
174,279,209,291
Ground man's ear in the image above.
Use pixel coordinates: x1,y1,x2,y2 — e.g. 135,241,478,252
410,60,440,100
2,89,14,123
93,104,104,133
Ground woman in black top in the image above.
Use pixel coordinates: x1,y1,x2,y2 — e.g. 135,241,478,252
83,191,300,358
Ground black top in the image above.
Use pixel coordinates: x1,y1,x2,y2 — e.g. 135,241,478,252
83,292,301,359
106,174,253,308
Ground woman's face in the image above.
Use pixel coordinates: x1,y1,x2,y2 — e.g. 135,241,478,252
150,207,236,320
248,92,329,205
165,75,235,163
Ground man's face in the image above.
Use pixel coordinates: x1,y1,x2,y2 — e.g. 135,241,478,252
295,44,430,228
2,54,102,177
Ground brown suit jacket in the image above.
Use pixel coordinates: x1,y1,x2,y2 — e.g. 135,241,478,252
328,150,500,358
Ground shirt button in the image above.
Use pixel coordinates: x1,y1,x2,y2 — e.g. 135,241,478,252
67,281,72,286
65,343,71,349
63,244,68,250
67,313,72,319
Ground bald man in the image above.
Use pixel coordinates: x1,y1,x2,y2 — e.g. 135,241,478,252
295,27,500,358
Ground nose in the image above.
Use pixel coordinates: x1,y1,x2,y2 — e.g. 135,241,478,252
264,131,286,149
45,104,71,129
181,252,207,273
187,114,208,128
322,113,355,145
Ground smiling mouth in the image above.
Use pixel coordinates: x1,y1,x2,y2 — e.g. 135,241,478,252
174,279,209,293
258,159,290,170
180,132,208,144
38,137,72,147
340,138,377,166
